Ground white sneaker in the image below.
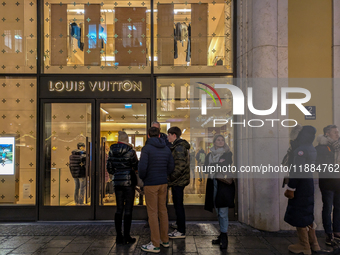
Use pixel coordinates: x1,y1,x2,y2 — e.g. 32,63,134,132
141,242,160,253
168,230,185,239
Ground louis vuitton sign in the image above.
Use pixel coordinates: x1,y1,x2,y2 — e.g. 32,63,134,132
40,76,151,99
49,80,142,92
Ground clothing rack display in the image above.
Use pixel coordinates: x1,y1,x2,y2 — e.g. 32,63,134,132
174,22,191,62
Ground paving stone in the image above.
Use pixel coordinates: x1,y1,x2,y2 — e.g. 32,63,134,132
173,253,198,255
0,237,32,249
196,248,231,255
71,236,96,244
10,243,42,254
58,253,83,255
236,236,267,249
32,248,62,255
172,241,197,252
83,247,111,255
61,243,91,253
51,236,76,241
25,237,54,244
0,249,13,255
246,248,277,255
90,238,115,248
43,240,72,248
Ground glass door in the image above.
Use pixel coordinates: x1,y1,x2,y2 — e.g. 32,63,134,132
40,101,94,220
96,101,149,220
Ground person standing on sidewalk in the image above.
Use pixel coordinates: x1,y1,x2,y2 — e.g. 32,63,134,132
315,125,340,246
167,126,190,239
107,131,139,245
139,127,174,253
204,134,235,250
151,121,171,148
284,125,326,255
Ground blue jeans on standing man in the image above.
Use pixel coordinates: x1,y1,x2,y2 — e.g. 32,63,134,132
74,177,86,205
213,179,229,233
321,188,340,234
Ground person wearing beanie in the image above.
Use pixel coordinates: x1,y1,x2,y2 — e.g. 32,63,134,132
315,125,340,246
284,125,328,254
204,134,235,250
107,131,138,245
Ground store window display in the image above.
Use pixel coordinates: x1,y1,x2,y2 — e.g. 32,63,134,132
43,0,151,74
154,0,233,74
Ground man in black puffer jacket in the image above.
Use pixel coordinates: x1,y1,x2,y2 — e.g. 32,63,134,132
107,131,138,245
167,126,190,239
139,127,174,253
69,142,87,205
284,126,324,254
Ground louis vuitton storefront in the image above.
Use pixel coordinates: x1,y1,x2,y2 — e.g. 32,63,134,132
0,0,235,221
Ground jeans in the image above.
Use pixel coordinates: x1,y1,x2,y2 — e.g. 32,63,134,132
115,186,135,216
321,189,340,233
144,184,169,248
213,179,229,233
74,177,86,205
171,186,186,234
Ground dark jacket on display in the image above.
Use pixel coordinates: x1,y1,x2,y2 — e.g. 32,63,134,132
284,126,316,228
69,149,86,178
168,138,191,187
107,142,138,187
204,151,235,212
138,137,174,186
315,135,339,192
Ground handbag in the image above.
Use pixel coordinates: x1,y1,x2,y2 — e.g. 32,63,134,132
136,174,144,187
216,177,233,185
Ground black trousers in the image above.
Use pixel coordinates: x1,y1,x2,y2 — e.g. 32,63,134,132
171,186,186,234
115,186,135,215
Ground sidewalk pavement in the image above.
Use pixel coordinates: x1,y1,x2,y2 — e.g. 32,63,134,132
0,221,339,255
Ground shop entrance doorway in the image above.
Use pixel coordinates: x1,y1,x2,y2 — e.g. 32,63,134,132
39,99,149,220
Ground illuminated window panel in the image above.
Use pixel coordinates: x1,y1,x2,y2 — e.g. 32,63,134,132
43,0,151,74
0,78,37,205
0,1,37,73
154,0,233,74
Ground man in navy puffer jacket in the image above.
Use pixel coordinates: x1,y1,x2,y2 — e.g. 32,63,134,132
139,127,174,253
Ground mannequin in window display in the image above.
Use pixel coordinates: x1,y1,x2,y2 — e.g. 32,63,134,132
107,131,139,244
195,141,206,182
69,142,87,205
104,144,114,203
204,134,235,250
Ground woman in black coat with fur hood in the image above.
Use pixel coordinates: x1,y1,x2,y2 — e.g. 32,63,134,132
283,125,325,255
204,134,235,250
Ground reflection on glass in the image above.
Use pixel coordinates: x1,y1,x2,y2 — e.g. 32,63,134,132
43,103,92,206
157,77,233,205
100,103,146,206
